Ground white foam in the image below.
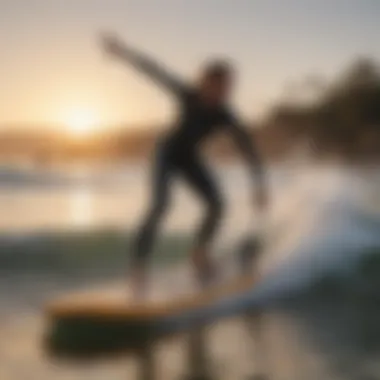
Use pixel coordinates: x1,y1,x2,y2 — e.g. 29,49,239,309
176,165,380,327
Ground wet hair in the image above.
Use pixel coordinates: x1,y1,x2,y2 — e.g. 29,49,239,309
201,59,234,81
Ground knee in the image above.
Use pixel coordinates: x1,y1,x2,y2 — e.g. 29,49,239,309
150,196,170,221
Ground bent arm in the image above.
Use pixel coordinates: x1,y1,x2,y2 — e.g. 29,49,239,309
101,33,187,97
225,113,268,205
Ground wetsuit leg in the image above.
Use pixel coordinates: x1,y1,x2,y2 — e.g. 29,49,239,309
132,147,174,267
178,155,223,250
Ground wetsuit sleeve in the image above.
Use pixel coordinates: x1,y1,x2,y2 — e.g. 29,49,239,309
224,111,267,190
103,35,188,98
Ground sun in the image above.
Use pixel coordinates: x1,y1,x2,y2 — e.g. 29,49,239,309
64,108,99,136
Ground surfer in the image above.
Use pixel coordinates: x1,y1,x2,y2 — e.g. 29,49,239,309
101,33,268,298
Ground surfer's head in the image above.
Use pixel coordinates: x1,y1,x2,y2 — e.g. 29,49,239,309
198,59,235,106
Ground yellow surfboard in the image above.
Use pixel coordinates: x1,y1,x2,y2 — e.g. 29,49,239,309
48,273,257,318
45,273,258,357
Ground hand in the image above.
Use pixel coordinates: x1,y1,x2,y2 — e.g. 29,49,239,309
100,32,126,58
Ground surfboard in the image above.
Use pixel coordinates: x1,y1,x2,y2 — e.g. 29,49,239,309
45,234,263,357
44,272,258,357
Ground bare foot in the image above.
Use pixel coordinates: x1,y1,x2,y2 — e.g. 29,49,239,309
191,247,219,289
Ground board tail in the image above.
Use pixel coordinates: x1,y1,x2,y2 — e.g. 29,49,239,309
167,283,261,333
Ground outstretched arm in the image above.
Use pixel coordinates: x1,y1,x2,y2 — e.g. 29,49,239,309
225,113,268,211
100,32,188,97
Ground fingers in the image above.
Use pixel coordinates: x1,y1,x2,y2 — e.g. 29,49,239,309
99,31,123,56
99,31,113,47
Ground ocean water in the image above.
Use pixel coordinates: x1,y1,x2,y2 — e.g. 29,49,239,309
0,162,260,233
1,162,380,379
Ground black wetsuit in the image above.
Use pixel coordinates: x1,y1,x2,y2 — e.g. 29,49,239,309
114,45,265,265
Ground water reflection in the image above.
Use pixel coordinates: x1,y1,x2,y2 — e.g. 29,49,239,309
0,164,259,235
69,188,94,228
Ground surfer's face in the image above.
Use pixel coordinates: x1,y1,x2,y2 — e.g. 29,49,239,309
199,62,235,106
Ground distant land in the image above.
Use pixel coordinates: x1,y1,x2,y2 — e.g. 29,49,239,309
0,122,294,165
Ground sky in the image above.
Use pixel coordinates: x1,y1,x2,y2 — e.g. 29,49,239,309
1,0,380,133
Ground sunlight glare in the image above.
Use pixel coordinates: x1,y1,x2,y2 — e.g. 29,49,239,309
64,108,99,136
